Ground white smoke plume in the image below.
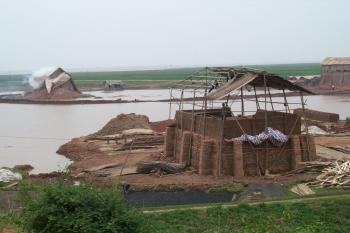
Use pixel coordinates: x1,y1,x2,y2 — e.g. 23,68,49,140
27,67,58,89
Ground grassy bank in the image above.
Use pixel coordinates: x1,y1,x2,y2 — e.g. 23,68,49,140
2,179,350,232
147,196,350,232
0,63,321,89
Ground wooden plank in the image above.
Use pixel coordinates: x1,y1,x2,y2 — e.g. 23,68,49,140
83,163,121,172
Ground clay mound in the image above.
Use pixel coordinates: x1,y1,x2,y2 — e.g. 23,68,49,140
25,88,84,100
93,113,151,137
150,119,176,133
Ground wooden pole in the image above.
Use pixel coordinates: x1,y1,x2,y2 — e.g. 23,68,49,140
168,88,173,119
301,91,311,160
264,76,268,129
180,89,184,133
282,89,290,113
300,92,308,134
188,90,196,165
173,89,184,158
218,107,225,177
267,87,274,111
203,88,208,137
262,75,268,176
240,87,244,116
203,68,208,138
253,85,260,110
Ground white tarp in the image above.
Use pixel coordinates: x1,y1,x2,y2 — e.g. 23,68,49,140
0,169,22,183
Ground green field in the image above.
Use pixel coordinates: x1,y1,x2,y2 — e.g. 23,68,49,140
0,63,321,89
71,63,321,81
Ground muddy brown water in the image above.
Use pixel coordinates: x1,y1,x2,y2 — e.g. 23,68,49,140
0,90,349,174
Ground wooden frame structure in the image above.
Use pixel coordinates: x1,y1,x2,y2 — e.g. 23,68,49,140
165,67,316,176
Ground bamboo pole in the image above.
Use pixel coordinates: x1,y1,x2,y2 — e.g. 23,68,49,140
240,87,244,116
203,68,208,138
168,88,173,119
173,89,184,158
253,85,260,110
188,90,196,165
218,107,225,177
180,89,184,133
282,89,290,113
264,76,268,129
267,87,274,111
262,75,268,176
301,91,311,160
203,88,208,137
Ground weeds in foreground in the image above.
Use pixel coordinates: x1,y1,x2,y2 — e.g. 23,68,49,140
19,182,148,233
148,199,350,232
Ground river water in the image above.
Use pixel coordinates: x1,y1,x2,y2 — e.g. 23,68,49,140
0,89,349,173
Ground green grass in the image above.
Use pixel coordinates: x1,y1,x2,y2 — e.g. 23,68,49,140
0,63,321,89
71,68,199,81
0,213,21,232
208,183,245,193
71,63,321,81
247,63,321,77
147,196,350,232
2,179,350,232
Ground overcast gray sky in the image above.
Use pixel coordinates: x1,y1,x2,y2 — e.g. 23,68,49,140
0,0,349,73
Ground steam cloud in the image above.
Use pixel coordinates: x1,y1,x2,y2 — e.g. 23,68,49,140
27,67,58,89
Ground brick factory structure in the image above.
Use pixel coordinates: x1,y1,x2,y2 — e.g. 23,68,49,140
165,67,317,177
321,57,350,89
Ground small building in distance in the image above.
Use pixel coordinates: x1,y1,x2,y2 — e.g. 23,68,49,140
321,57,350,89
104,80,124,90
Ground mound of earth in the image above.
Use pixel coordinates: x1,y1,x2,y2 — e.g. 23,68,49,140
25,88,85,100
150,119,176,133
93,113,151,137
57,138,101,161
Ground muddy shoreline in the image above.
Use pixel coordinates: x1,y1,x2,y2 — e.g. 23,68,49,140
55,113,350,191
1,90,349,105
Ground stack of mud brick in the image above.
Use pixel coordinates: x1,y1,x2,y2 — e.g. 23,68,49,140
165,110,317,177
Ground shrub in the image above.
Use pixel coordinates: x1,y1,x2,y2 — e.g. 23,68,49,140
20,182,148,233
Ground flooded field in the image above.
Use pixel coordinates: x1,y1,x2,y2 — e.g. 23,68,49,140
0,89,349,173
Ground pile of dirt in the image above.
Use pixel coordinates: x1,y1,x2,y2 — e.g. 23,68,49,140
25,88,84,100
93,113,151,137
150,119,176,133
57,138,101,161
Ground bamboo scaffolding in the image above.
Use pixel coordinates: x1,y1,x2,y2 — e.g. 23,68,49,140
188,90,196,165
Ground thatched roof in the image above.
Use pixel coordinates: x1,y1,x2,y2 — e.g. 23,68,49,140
206,67,313,100
322,57,350,66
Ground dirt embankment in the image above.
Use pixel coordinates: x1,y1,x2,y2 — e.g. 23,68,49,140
57,114,174,163
93,113,151,137
25,88,86,100
56,113,328,191
57,138,102,161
